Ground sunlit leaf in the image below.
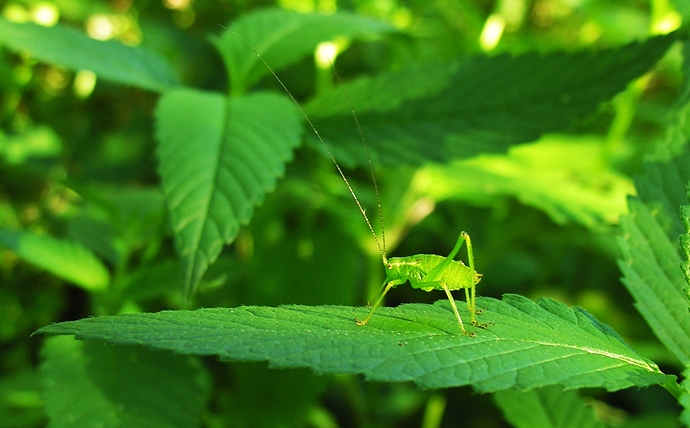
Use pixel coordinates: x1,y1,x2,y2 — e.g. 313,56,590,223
424,135,634,229
0,228,109,291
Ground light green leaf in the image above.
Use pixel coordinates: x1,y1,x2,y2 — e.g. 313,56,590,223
0,125,61,164
40,336,209,428
0,19,179,92
423,135,633,228
214,8,394,92
306,33,676,167
618,145,690,365
494,386,604,428
0,228,109,291
155,88,301,299
35,294,672,392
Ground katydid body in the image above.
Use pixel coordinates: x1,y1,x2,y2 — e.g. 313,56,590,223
355,232,482,335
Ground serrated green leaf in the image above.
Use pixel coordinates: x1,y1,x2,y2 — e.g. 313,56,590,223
35,294,672,392
0,228,109,291
494,386,604,428
618,146,690,365
306,33,676,167
0,19,179,92
155,88,302,299
40,336,209,428
214,8,394,92
681,197,690,301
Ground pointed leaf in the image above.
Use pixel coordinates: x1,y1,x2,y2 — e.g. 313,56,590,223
155,88,301,299
35,295,672,392
306,33,676,167
0,228,109,291
494,386,604,428
41,336,209,428
0,19,179,92
214,8,394,92
618,145,690,365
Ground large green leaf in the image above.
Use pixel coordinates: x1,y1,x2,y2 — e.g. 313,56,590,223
41,336,208,428
305,33,676,167
35,294,672,392
0,19,179,92
0,228,109,291
155,88,302,299
494,386,604,428
214,8,394,92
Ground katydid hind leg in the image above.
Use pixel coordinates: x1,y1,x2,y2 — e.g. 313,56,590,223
441,283,470,335
422,232,468,283
461,232,478,325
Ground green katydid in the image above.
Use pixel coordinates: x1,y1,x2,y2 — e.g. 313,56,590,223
243,36,484,335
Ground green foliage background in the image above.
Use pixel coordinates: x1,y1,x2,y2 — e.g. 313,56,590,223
2,0,690,427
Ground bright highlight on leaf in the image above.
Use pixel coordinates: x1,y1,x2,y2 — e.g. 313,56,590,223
35,294,673,392
424,136,634,228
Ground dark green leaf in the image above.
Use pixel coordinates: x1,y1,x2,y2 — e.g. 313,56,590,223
155,88,302,299
40,336,209,428
214,8,394,92
306,33,676,167
35,294,672,392
494,386,604,428
0,19,179,92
